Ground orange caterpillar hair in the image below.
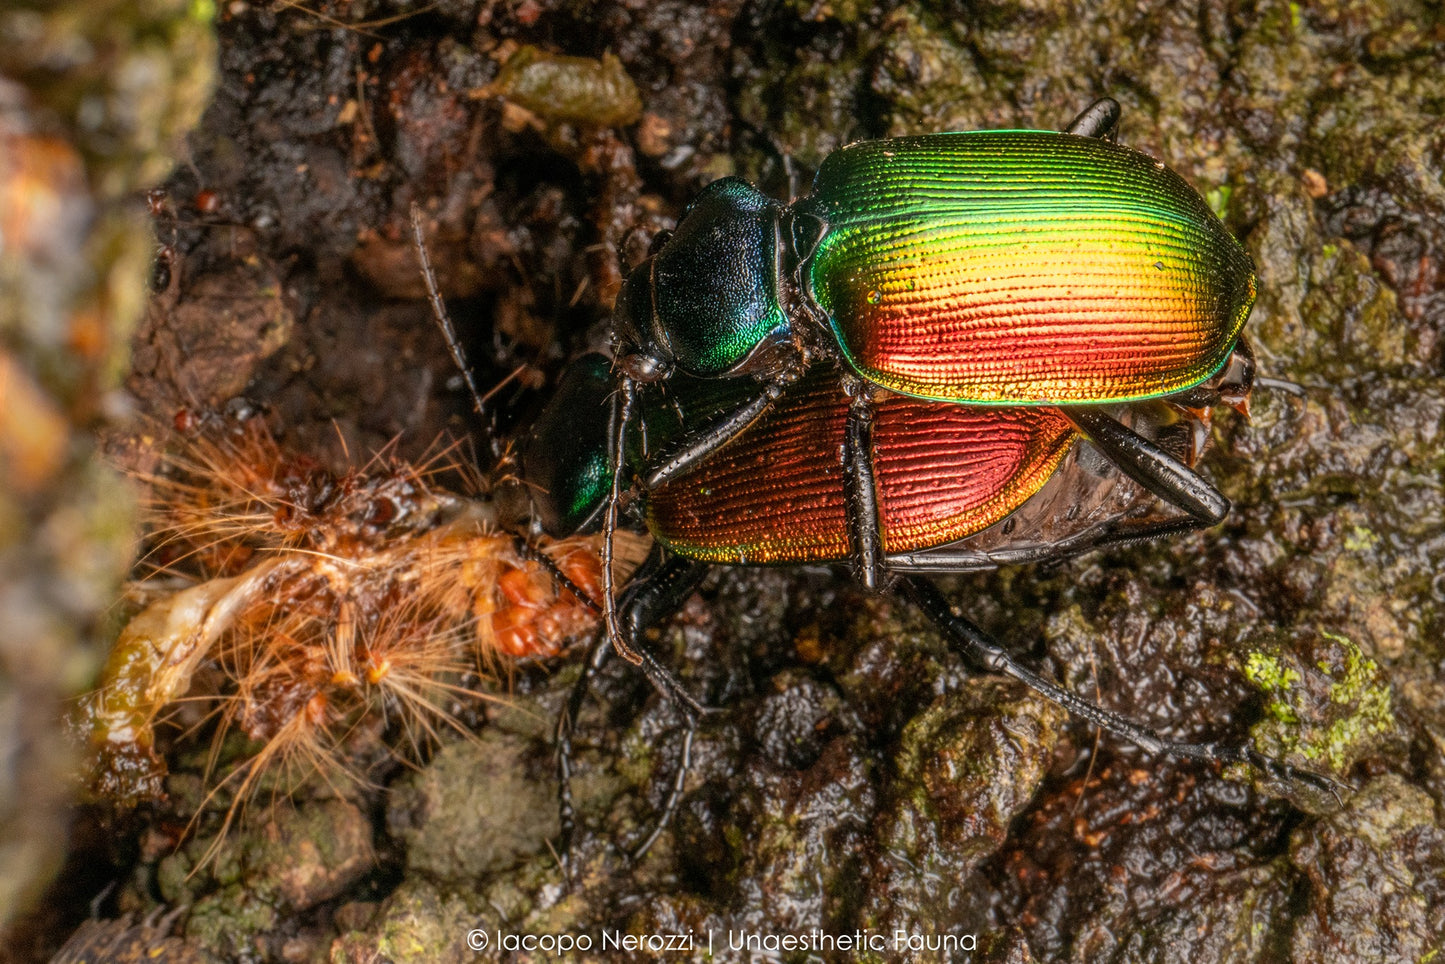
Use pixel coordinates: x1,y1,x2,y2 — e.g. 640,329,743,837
81,415,647,811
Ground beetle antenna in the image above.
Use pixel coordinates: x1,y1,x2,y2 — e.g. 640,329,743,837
410,202,489,421
1254,375,1308,397
603,376,645,665
733,117,804,200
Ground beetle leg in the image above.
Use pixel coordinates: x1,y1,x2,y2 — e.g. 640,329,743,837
1079,513,1216,553
511,534,604,613
1065,97,1122,142
898,576,1347,800
602,377,644,664
515,530,707,710
1062,406,1230,526
556,626,614,873
630,720,697,862
641,352,807,492
889,533,1124,573
620,553,710,862
624,552,711,719
843,379,885,590
556,548,709,872
888,513,1220,574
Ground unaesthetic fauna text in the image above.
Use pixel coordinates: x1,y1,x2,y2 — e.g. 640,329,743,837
465,926,978,955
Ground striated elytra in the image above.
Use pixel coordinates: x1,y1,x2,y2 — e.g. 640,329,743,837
799,130,1257,404
642,364,1078,564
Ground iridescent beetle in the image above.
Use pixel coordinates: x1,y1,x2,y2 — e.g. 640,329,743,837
527,343,1342,860
592,100,1249,631
521,100,1339,857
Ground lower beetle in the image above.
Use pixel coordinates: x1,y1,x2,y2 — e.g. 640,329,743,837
523,341,1339,861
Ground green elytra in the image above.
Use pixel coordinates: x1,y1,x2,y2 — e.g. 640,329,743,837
612,128,1255,407
798,130,1256,404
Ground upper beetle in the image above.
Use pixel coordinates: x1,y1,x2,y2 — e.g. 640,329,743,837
597,98,1256,626
616,99,1256,406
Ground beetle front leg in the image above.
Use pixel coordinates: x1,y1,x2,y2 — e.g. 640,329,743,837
612,551,710,863
556,627,614,872
602,376,644,665
556,547,709,871
843,378,885,590
1065,97,1122,141
1062,406,1230,527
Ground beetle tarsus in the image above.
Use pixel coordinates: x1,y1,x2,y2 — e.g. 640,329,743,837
629,720,697,862
1242,747,1352,806
1084,515,1215,554
555,629,615,876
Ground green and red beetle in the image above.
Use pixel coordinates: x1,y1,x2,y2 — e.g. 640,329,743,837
519,99,1338,858
599,99,1250,615
614,98,1253,407
525,339,1338,861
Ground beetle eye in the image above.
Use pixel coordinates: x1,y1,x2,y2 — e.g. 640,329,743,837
647,229,674,257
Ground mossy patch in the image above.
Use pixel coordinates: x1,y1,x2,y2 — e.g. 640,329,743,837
1243,630,1399,782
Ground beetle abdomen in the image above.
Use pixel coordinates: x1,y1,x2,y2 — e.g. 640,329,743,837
803,131,1256,404
646,373,1076,564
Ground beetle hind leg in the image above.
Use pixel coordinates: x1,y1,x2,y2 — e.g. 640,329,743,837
843,379,885,590
1063,406,1230,527
897,575,1348,801
1065,97,1122,141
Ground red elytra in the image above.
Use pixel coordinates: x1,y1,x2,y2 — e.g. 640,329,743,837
645,368,1078,564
